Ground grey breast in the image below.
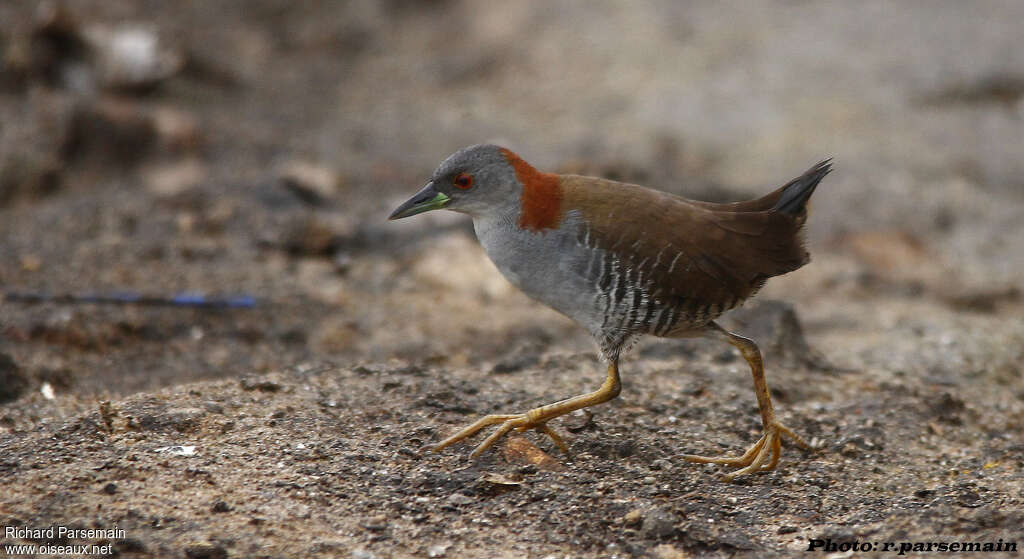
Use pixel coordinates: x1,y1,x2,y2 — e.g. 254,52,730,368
473,212,683,355
472,214,607,334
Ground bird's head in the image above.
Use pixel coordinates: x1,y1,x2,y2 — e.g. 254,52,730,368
389,144,563,231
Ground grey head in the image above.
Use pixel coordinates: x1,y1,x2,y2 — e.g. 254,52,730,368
388,144,522,221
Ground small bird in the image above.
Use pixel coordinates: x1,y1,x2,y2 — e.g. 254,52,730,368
390,144,831,480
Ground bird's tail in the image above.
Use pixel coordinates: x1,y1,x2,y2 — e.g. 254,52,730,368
773,159,832,215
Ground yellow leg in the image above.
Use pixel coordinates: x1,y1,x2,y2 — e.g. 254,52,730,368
682,323,808,481
429,359,622,458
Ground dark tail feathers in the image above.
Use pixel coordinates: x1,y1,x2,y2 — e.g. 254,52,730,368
773,159,832,215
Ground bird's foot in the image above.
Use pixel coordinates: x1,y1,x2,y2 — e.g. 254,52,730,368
682,419,808,481
426,412,570,459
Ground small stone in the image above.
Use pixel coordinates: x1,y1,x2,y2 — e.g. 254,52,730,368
361,514,388,531
563,409,594,433
622,508,644,526
651,458,672,471
240,377,281,392
777,525,798,534
427,543,451,558
143,159,206,198
309,540,344,553
86,24,184,91
351,551,378,559
653,543,692,559
163,408,206,433
101,482,117,494
184,544,227,559
957,489,982,508
490,353,539,374
278,160,342,207
481,473,522,486
211,500,232,513
642,508,679,539
447,493,473,506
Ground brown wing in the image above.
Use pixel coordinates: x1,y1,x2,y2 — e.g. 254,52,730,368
559,175,809,319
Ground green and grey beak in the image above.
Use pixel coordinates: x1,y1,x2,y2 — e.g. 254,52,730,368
388,182,451,220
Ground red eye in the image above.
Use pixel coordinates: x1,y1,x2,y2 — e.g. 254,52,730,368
453,172,473,189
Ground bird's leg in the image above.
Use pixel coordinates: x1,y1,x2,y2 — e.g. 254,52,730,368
682,323,808,481
429,358,622,458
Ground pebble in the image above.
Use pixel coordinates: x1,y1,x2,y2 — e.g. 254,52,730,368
642,508,679,539
653,543,691,559
427,543,450,557
650,458,672,471
447,493,473,506
622,508,644,526
361,514,388,531
211,500,232,513
184,544,227,559
278,160,342,207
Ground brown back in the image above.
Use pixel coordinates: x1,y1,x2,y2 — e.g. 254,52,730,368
559,175,810,318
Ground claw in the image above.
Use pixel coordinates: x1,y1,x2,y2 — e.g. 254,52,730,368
682,420,807,481
470,418,520,458
682,324,813,481
427,361,622,460
431,412,571,459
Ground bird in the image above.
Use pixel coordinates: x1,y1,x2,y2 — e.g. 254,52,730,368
389,144,831,480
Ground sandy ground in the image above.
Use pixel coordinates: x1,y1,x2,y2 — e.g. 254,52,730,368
1,1,1023,557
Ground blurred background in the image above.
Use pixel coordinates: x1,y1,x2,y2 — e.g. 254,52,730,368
1,0,1022,407
2,2,1023,556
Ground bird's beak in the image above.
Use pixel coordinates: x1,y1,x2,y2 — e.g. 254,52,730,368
388,182,451,220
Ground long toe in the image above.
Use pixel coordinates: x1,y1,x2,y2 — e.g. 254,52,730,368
467,415,568,458
682,432,768,466
720,432,777,481
470,418,522,458
682,420,805,481
435,412,566,459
